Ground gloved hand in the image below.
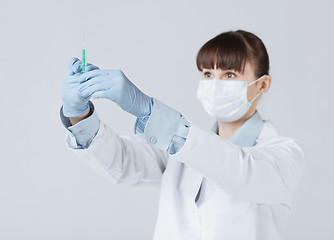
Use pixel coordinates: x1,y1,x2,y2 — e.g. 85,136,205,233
78,69,153,119
62,57,99,117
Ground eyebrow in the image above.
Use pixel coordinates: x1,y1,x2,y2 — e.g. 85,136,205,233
202,69,238,73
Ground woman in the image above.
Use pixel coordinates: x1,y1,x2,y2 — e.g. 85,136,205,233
60,30,305,239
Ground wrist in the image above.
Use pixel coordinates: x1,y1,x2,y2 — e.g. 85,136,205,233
130,92,153,118
69,106,92,125
63,101,90,117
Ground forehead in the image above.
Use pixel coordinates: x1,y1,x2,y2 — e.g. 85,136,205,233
202,61,255,75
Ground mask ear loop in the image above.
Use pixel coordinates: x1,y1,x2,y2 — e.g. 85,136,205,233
248,75,266,103
250,92,261,103
248,74,266,86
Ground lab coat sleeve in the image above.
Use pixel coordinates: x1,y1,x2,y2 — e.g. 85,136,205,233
170,123,306,206
134,98,191,154
63,109,169,187
60,101,99,149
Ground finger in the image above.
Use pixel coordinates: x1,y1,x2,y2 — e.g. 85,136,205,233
91,91,106,99
87,62,100,69
85,64,99,72
79,74,110,91
72,60,82,74
67,57,80,75
80,70,112,90
79,70,108,84
79,81,111,99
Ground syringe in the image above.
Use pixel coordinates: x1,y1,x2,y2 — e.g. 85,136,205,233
82,27,86,73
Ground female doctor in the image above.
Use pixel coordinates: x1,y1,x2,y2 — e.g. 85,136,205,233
60,30,305,240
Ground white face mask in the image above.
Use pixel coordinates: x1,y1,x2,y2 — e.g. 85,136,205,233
196,75,266,122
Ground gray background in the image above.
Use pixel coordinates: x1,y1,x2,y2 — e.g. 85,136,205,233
0,0,333,239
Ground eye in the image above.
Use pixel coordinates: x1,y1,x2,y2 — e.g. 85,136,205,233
226,72,236,78
227,72,234,78
203,71,213,78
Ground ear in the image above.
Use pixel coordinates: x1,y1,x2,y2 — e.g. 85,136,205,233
259,75,271,93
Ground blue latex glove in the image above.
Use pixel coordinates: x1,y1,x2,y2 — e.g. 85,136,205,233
78,69,153,119
62,57,99,117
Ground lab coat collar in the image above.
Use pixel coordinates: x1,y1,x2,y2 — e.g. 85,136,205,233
210,111,264,147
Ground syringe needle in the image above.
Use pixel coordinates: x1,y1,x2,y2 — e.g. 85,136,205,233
82,26,86,73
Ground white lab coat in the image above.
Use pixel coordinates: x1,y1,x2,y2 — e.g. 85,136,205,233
65,118,305,240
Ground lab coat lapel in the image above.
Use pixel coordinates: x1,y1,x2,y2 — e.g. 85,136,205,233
159,112,265,239
193,111,265,202
195,111,265,205
210,111,265,147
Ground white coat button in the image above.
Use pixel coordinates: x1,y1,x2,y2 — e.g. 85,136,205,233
150,137,157,144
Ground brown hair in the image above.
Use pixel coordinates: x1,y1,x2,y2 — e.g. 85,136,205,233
196,30,270,78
